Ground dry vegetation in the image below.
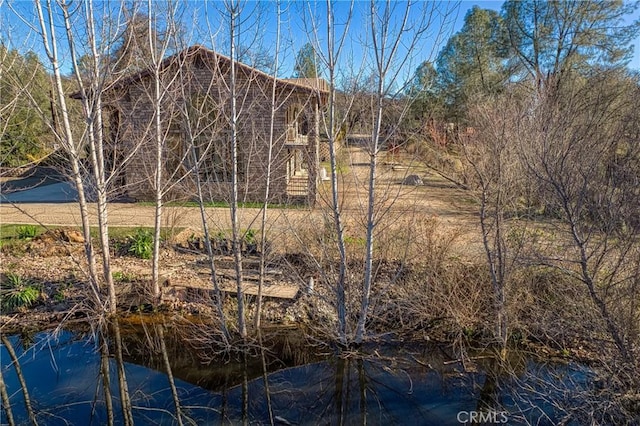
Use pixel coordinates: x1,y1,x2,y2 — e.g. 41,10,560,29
0,145,623,360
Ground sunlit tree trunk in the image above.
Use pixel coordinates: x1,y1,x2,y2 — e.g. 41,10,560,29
309,0,354,346
34,0,102,308
60,0,117,313
225,0,247,339
355,0,444,344
254,1,282,329
145,0,179,303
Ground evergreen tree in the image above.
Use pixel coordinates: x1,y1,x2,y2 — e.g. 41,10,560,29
435,6,509,121
110,11,163,75
407,61,444,121
0,46,52,167
502,0,640,90
293,42,318,78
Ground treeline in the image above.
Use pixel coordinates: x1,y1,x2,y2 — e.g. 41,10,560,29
406,1,639,124
0,47,53,167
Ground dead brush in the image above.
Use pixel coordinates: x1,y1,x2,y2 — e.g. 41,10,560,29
162,206,190,243
362,212,493,341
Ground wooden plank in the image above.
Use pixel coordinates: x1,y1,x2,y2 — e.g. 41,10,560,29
196,270,278,282
218,282,299,299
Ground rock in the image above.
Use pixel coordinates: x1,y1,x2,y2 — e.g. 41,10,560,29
63,229,85,244
27,228,84,256
171,228,201,247
402,174,423,186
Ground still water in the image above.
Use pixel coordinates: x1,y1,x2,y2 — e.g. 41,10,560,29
1,321,592,425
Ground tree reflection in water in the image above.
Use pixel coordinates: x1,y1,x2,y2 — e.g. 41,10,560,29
1,322,593,425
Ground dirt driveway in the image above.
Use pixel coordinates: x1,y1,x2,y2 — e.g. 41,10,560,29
1,148,480,250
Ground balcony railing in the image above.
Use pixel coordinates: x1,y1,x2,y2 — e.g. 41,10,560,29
285,126,308,146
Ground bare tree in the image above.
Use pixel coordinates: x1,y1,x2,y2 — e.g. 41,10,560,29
202,0,298,339
175,45,231,341
462,91,527,354
518,71,640,368
301,1,457,346
354,0,456,345
226,0,248,339
254,0,284,329
305,0,356,346
145,0,182,301
32,0,104,310
60,0,121,313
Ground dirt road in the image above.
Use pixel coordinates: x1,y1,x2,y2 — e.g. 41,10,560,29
1,148,479,249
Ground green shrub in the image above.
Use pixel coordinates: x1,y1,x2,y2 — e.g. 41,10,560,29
243,229,258,255
16,225,38,240
244,229,256,245
4,272,23,287
345,235,366,246
112,271,136,283
128,228,153,259
53,290,66,302
1,273,40,311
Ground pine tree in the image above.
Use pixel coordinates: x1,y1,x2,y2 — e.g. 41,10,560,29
293,43,318,78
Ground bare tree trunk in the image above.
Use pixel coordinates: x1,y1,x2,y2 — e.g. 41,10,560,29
0,335,37,426
478,186,508,354
355,82,382,345
34,0,102,308
194,168,230,342
146,0,179,303
310,0,353,346
254,1,282,330
564,198,630,362
327,71,350,347
463,96,522,356
60,0,117,313
152,65,164,303
150,1,164,302
226,0,247,339
355,0,432,345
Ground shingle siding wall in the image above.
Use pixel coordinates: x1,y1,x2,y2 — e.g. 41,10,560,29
110,56,322,205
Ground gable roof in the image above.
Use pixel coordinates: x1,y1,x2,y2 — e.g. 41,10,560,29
71,45,328,100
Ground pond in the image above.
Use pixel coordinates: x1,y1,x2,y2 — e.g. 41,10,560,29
1,320,594,425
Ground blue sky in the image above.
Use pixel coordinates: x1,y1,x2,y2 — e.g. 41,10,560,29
2,1,639,78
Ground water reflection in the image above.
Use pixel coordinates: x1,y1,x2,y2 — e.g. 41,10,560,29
1,322,592,425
